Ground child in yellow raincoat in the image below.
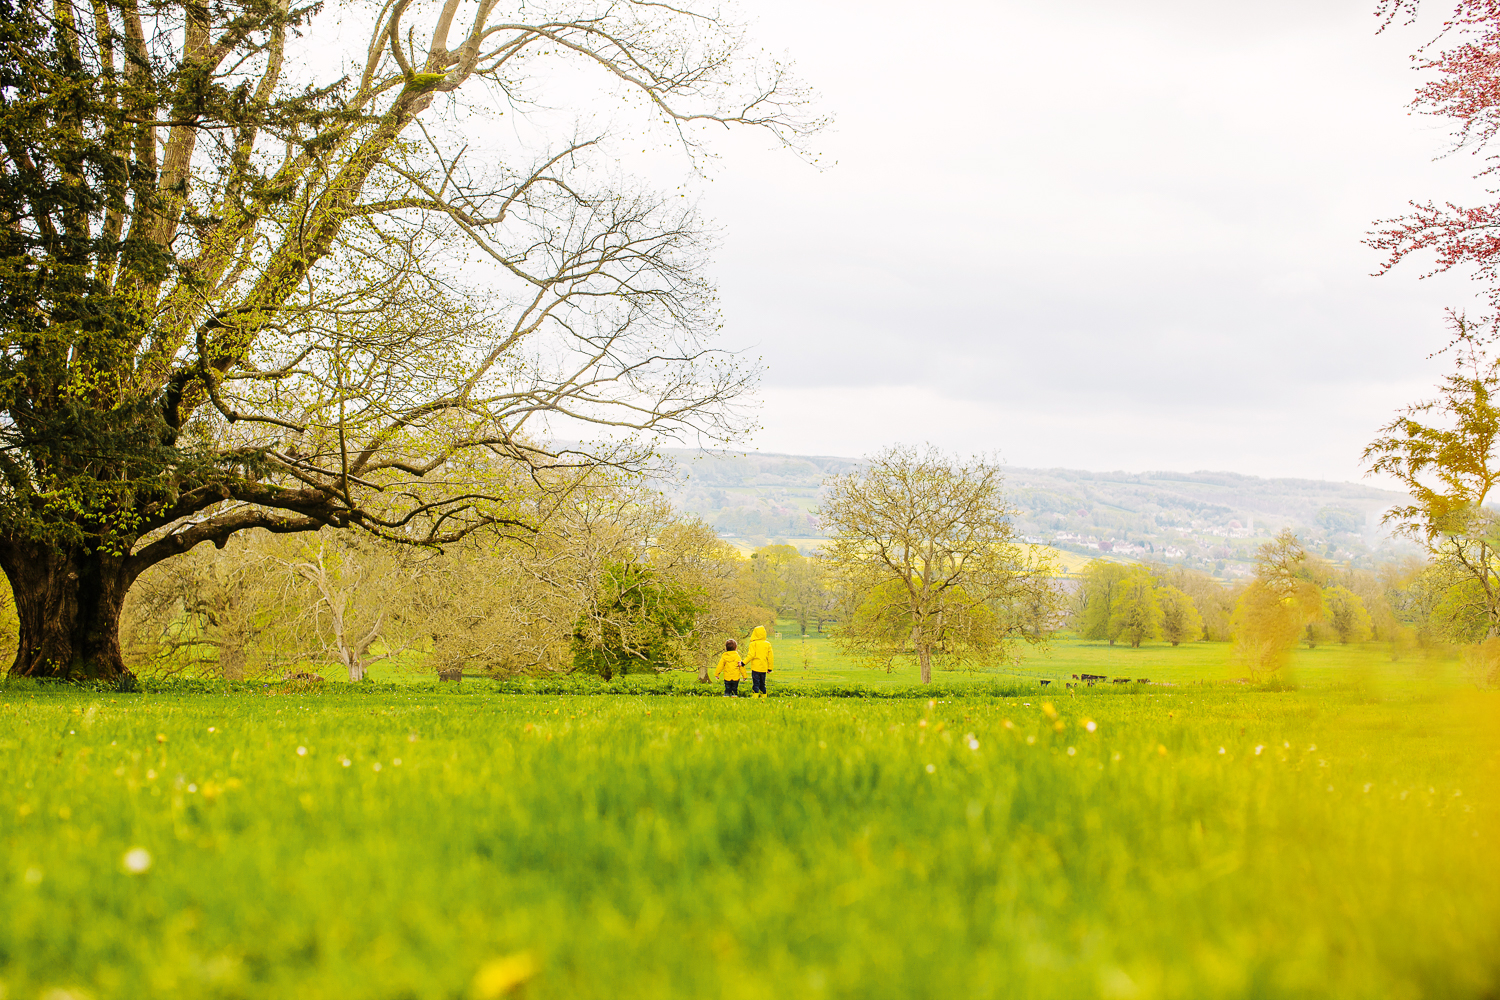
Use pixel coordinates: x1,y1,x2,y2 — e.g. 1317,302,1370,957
745,625,774,698
713,639,746,697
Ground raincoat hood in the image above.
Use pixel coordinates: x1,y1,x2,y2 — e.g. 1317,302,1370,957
745,626,774,673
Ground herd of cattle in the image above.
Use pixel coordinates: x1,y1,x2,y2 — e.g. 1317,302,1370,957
1038,674,1152,687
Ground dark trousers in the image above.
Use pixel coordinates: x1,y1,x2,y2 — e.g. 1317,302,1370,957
751,671,767,694
723,679,740,696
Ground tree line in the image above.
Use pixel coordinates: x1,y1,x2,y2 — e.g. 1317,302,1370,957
0,445,1064,684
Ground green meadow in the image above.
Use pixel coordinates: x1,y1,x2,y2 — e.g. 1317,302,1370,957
680,629,1454,692
2,641,1496,1000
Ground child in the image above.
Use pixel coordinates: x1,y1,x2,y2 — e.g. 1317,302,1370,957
745,625,774,698
714,639,746,696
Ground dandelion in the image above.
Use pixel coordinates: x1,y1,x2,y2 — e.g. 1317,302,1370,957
373,763,382,772
1066,746,1076,756
1111,751,1122,761
1002,719,1015,730
918,719,928,728
1283,741,1290,748
1307,744,1317,752
1084,720,1097,733
1254,745,1264,755
145,769,157,780
1041,702,1057,719
1218,747,1226,755
296,746,307,756
818,740,827,749
122,847,152,874
1026,735,1036,745
1157,744,1168,756
208,727,216,733
928,700,936,710
925,764,936,774
966,735,979,750
1364,783,1373,793
393,759,402,766
339,757,351,768
472,951,538,1000
155,734,166,743
187,784,197,793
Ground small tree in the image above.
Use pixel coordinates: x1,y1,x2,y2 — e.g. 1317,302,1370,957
1157,585,1204,646
1364,321,1500,637
821,445,1059,684
1077,560,1132,643
277,535,415,682
1154,566,1237,641
1322,585,1373,644
1109,569,1162,648
122,531,284,678
1231,531,1323,676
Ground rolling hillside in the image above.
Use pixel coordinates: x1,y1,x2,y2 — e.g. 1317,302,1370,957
662,449,1419,578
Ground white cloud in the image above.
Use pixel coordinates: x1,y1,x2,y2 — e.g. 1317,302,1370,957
690,0,1490,482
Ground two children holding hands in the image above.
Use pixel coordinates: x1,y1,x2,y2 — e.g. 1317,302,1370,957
713,625,775,698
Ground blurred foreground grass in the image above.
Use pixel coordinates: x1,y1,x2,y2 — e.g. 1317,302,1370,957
1,680,1496,999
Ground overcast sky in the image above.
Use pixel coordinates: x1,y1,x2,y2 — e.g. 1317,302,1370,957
685,0,1490,483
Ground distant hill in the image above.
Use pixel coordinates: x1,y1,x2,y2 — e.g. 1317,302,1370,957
661,449,1420,578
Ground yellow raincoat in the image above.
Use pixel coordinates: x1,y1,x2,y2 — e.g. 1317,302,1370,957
714,650,747,681
744,626,774,674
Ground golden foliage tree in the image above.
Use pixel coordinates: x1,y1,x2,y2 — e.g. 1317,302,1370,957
1157,584,1204,646
1231,530,1323,676
1109,568,1161,648
1076,560,1131,644
1321,585,1373,645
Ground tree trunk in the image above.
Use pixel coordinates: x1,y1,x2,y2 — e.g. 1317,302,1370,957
917,644,932,684
2,543,131,680
219,641,247,681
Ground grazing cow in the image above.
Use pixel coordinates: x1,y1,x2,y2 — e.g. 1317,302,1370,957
1137,678,1150,684
1112,677,1130,684
1040,679,1052,686
1071,674,1080,680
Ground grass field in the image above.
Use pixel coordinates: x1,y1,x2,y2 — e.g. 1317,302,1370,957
687,629,1460,693
2,645,1497,1000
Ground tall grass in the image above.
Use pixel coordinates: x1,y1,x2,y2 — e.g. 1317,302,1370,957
1,681,1495,999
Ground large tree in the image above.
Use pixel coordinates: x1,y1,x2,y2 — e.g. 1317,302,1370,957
821,445,1059,684
0,0,815,678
